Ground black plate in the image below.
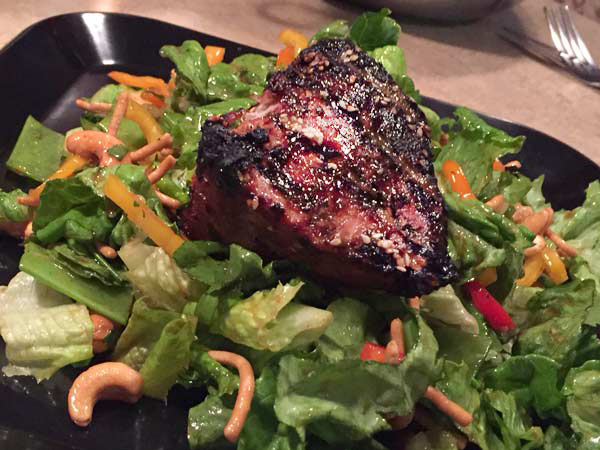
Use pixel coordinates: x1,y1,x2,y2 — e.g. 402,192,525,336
0,12,598,450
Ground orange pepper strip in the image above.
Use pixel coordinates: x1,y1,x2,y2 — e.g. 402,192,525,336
205,46,226,66
22,154,89,205
103,175,184,256
492,159,505,172
107,71,169,97
517,252,545,287
125,100,163,144
441,160,476,200
477,268,498,287
278,29,308,52
141,91,167,109
277,46,296,68
542,247,568,285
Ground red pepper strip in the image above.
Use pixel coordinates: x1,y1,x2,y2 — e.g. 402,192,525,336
360,341,386,363
464,280,515,332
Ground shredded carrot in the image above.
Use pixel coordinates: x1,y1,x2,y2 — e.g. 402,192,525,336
108,71,169,97
205,46,226,66
492,159,505,172
277,45,296,68
141,91,167,109
425,386,473,427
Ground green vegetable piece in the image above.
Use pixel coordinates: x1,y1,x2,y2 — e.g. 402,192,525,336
7,116,65,182
140,314,197,399
421,285,479,334
107,144,128,160
90,83,126,104
207,62,263,101
179,343,239,394
349,8,401,51
310,19,350,43
161,40,210,103
188,393,233,449
563,360,600,441
20,242,133,324
90,116,145,150
230,53,275,86
560,181,600,240
0,189,32,224
369,46,421,103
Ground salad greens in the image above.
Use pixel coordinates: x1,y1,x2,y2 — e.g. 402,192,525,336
0,7,599,450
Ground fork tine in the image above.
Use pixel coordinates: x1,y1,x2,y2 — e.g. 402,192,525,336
544,7,567,56
553,7,578,60
560,5,597,66
558,6,586,63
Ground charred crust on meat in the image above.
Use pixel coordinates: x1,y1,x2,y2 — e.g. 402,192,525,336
184,39,457,296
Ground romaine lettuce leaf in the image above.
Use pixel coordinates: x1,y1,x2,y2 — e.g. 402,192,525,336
420,285,479,334
435,107,524,198
555,181,600,240
562,360,600,443
6,116,65,182
90,83,126,103
484,354,564,420
207,63,263,101
178,342,240,395
369,45,421,103
0,272,92,381
119,240,200,312
273,315,437,444
230,54,275,86
188,391,233,449
349,8,400,51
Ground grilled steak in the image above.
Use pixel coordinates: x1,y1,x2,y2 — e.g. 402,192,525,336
179,39,457,296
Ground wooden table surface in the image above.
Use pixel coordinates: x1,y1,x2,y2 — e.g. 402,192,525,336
1,0,599,165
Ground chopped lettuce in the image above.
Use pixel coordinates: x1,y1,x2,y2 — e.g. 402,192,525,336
0,272,92,381
435,107,524,198
119,240,201,312
369,45,421,103
349,8,401,51
563,360,600,444
554,181,600,240
6,116,65,182
420,285,479,334
188,392,233,449
90,83,126,103
112,298,197,399
207,63,263,101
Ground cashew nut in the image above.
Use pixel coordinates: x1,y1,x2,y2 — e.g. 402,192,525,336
208,351,255,443
546,229,578,257
485,194,508,214
520,207,553,235
524,235,546,257
66,131,123,167
90,314,115,353
68,362,143,427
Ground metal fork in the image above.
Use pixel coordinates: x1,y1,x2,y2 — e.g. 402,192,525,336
544,5,600,88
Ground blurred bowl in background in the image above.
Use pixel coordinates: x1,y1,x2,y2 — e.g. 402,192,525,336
348,0,515,22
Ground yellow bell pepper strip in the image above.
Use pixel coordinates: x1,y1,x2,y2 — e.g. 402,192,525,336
542,246,568,285
107,71,169,97
477,267,498,287
18,154,89,206
205,46,226,66
492,159,505,172
517,252,545,287
441,160,476,200
277,46,296,68
278,29,308,53
103,175,184,256
125,100,163,144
